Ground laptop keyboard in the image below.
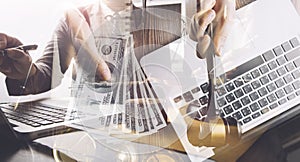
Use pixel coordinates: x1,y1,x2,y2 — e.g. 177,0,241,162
0,103,80,127
173,37,300,133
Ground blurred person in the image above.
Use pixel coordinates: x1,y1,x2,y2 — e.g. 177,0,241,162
0,0,232,96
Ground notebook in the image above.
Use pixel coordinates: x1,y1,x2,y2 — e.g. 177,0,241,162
140,0,300,158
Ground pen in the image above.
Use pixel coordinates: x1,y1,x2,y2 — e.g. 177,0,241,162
0,44,38,57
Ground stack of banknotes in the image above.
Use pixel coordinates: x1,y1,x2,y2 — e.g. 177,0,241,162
72,35,167,137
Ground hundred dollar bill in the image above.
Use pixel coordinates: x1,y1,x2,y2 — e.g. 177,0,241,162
133,58,167,131
72,36,127,130
108,37,130,134
135,64,156,133
133,59,152,135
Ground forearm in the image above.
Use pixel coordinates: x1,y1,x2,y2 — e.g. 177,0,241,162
5,18,74,96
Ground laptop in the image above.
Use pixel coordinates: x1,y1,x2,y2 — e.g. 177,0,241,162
140,0,300,157
0,71,121,141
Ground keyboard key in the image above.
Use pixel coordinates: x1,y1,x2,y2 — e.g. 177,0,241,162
232,111,243,120
39,120,53,125
261,107,270,114
282,41,292,52
267,94,277,103
191,87,201,94
292,70,300,79
259,65,270,74
258,87,268,97
260,76,270,85
232,101,242,110
273,46,284,56
216,77,224,87
183,91,194,102
220,111,225,118
296,90,300,96
251,80,261,89
243,84,253,94
283,85,294,94
276,56,287,66
174,96,183,103
250,103,260,112
225,82,235,92
258,98,268,107
266,83,277,92
217,98,227,107
30,122,41,127
224,56,264,81
269,103,279,109
243,117,252,124
199,106,208,116
217,86,227,96
199,96,209,105
225,93,235,103
234,89,244,98
294,57,300,67
200,83,209,93
241,107,251,116
287,94,296,100
285,62,296,72
275,78,285,88
234,78,244,87
285,48,300,62
189,111,201,120
290,37,300,48
277,67,287,76
252,112,261,119
275,89,285,99
262,50,275,61
268,61,278,70
223,105,234,115
283,74,294,83
278,98,287,105
268,71,278,81
292,80,300,90
190,100,201,107
241,96,251,106
249,92,260,101
251,69,261,79
242,73,252,83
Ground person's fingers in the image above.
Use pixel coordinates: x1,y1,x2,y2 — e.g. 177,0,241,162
6,49,31,63
199,0,216,12
0,33,22,49
196,35,211,59
214,20,231,56
213,0,236,56
196,10,216,41
0,53,5,65
189,9,216,42
0,34,6,50
0,58,12,74
95,58,112,81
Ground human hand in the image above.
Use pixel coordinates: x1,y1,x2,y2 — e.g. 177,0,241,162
0,33,36,80
189,0,235,58
65,9,111,81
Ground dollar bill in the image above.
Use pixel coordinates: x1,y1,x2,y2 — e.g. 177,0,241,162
72,36,127,131
135,65,156,133
134,59,167,130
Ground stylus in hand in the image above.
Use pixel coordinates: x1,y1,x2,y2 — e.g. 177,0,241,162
0,44,38,57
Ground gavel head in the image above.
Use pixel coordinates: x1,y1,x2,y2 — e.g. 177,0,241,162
187,116,241,147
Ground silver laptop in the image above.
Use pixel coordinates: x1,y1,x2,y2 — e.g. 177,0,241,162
140,0,300,157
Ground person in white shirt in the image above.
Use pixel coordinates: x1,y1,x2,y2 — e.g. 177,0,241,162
0,0,233,95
